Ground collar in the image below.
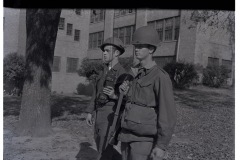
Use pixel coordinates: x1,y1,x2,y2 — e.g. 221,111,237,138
136,61,157,78
140,61,157,70
104,62,121,72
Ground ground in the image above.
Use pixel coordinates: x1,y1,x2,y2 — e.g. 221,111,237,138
3,85,234,160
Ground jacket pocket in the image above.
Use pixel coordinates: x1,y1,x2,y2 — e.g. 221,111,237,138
122,103,157,136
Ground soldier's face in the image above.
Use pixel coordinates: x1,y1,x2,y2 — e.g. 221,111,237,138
134,44,152,61
102,45,118,63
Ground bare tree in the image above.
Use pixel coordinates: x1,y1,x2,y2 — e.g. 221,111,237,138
17,9,61,137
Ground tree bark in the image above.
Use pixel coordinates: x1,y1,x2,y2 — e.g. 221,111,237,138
17,9,61,137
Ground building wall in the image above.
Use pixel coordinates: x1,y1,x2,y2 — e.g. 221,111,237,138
52,9,90,94
4,8,21,56
177,10,197,63
194,22,232,67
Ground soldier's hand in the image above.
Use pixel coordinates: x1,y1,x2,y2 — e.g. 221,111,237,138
86,113,94,126
119,81,130,95
103,86,117,99
150,147,166,160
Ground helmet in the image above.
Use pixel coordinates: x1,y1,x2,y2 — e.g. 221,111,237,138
100,37,125,55
132,26,160,47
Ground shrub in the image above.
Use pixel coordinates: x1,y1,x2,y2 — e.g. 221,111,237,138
78,58,104,81
119,57,134,72
78,57,134,81
77,83,93,96
163,61,199,89
4,52,25,95
202,65,229,88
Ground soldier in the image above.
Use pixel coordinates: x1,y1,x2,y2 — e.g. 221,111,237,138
85,37,126,160
119,26,177,160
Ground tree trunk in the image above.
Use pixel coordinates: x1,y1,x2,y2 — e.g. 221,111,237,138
17,9,61,137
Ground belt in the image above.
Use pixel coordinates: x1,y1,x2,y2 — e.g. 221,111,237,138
129,101,156,108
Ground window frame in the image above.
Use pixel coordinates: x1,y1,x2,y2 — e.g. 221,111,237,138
52,56,61,72
66,57,79,73
66,23,73,36
74,29,80,41
58,17,65,30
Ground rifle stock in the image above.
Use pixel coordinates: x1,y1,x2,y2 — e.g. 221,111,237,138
103,73,133,150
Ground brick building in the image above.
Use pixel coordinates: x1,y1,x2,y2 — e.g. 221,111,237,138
4,8,233,94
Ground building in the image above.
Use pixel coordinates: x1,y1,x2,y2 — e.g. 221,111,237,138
4,8,233,94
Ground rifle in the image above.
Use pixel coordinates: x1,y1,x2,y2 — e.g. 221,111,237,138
103,73,134,150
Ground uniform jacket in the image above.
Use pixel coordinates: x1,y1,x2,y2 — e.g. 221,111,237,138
119,61,177,150
85,62,126,114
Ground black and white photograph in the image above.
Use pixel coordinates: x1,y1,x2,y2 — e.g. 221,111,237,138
2,3,236,160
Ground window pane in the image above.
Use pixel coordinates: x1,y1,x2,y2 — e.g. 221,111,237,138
58,18,65,30
156,20,163,41
74,29,80,41
222,59,232,78
174,17,180,40
98,32,103,47
119,28,125,44
67,58,79,73
208,57,219,66
148,21,155,28
67,23,73,35
75,9,81,15
125,26,131,45
90,9,105,23
89,34,93,49
115,10,120,17
53,56,61,72
113,29,118,38
165,18,173,41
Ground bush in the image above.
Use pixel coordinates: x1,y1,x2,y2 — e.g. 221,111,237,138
202,65,229,88
119,57,134,72
4,52,25,95
76,83,93,96
78,57,134,81
163,61,199,89
78,58,104,81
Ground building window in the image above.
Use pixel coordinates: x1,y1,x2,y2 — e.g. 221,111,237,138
52,56,61,72
89,31,104,49
156,20,164,41
90,9,105,23
74,29,80,41
153,56,176,68
113,25,135,45
75,9,81,15
222,59,232,78
174,17,180,40
67,57,79,73
58,18,65,30
148,16,180,42
208,57,219,66
67,23,73,35
165,18,173,41
114,9,136,17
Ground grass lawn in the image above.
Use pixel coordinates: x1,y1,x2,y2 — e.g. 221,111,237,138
3,85,234,160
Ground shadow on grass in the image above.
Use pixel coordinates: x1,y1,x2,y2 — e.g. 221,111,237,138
75,142,99,160
75,142,122,160
3,95,91,118
174,88,234,111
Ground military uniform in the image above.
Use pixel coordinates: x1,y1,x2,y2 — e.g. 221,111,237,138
118,26,177,160
85,37,126,160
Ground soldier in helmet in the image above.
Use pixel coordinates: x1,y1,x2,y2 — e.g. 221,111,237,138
85,37,126,160
119,26,177,160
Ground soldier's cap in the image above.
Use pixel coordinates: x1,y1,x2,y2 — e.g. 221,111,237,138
100,37,125,55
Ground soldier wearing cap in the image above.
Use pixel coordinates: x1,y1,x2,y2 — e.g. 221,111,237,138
85,37,126,160
119,26,177,160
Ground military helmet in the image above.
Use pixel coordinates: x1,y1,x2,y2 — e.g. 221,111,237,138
132,26,160,47
100,37,125,55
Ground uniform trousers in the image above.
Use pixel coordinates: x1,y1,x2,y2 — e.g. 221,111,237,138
121,141,154,160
